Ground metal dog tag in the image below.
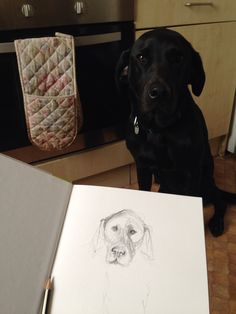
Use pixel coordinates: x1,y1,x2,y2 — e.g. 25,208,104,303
134,116,139,135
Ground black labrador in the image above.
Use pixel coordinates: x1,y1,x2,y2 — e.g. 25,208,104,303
116,28,235,237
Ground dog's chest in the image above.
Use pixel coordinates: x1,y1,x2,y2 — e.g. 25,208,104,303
128,131,171,167
104,261,152,314
146,132,172,166
129,129,192,170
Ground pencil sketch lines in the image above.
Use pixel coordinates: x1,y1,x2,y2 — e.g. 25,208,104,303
93,209,153,266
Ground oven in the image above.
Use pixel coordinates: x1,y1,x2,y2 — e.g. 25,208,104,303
0,0,134,163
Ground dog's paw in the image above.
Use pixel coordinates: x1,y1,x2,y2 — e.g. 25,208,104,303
208,216,224,237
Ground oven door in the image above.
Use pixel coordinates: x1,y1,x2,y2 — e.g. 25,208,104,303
75,25,132,132
0,49,28,151
0,22,134,154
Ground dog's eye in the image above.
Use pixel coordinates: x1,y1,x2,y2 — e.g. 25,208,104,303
129,229,137,236
111,225,118,232
166,48,184,64
137,54,147,64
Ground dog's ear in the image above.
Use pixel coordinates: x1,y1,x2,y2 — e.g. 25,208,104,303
92,219,105,255
115,49,130,90
189,49,205,96
140,226,154,260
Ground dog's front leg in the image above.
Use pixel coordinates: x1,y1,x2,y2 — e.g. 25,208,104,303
136,165,153,191
208,188,227,237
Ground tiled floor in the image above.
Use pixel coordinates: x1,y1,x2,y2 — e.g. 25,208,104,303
128,154,236,313
207,155,236,314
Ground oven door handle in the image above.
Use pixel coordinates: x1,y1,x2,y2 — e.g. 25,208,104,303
0,42,16,54
0,32,122,54
75,32,121,46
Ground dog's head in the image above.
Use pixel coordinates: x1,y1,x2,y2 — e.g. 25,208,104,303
116,28,205,128
93,209,153,267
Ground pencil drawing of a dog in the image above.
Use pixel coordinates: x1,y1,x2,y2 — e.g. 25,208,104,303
93,209,153,266
93,209,154,313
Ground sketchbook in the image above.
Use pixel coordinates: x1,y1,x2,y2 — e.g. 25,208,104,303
0,153,209,314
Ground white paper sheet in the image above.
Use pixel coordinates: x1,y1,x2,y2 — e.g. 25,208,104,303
51,185,209,314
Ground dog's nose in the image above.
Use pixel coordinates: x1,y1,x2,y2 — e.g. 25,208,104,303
111,246,126,258
148,85,169,101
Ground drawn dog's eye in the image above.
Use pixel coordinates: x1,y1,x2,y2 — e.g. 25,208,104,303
127,225,137,236
111,225,118,232
129,229,137,236
166,48,184,65
136,54,147,64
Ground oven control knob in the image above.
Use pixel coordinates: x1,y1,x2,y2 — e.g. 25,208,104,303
74,1,84,14
21,4,34,17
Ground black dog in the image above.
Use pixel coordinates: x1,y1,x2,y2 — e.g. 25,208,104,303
116,28,235,237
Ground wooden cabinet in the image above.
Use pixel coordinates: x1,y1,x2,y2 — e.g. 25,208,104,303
36,141,134,184
135,0,236,28
172,23,236,139
135,1,236,144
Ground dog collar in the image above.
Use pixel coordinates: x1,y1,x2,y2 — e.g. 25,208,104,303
133,116,139,135
133,116,153,135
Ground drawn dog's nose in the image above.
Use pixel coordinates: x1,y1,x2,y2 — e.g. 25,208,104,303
148,84,169,101
111,246,126,258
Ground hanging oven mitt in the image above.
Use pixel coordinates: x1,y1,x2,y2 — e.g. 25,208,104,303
14,33,82,151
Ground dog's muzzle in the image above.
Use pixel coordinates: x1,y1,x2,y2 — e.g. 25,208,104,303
107,242,134,266
148,82,171,102
111,246,127,258
140,81,172,116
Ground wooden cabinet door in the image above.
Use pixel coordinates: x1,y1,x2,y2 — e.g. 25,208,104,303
135,0,236,29
136,22,236,139
172,22,236,139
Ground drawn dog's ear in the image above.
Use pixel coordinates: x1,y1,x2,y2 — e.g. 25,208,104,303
140,226,154,260
92,219,105,254
115,49,130,90
189,49,205,96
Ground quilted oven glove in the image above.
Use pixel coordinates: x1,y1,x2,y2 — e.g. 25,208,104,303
14,33,82,151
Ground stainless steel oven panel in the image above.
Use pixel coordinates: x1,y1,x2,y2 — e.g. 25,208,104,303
0,0,134,30
0,32,122,54
75,32,121,46
0,43,15,54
